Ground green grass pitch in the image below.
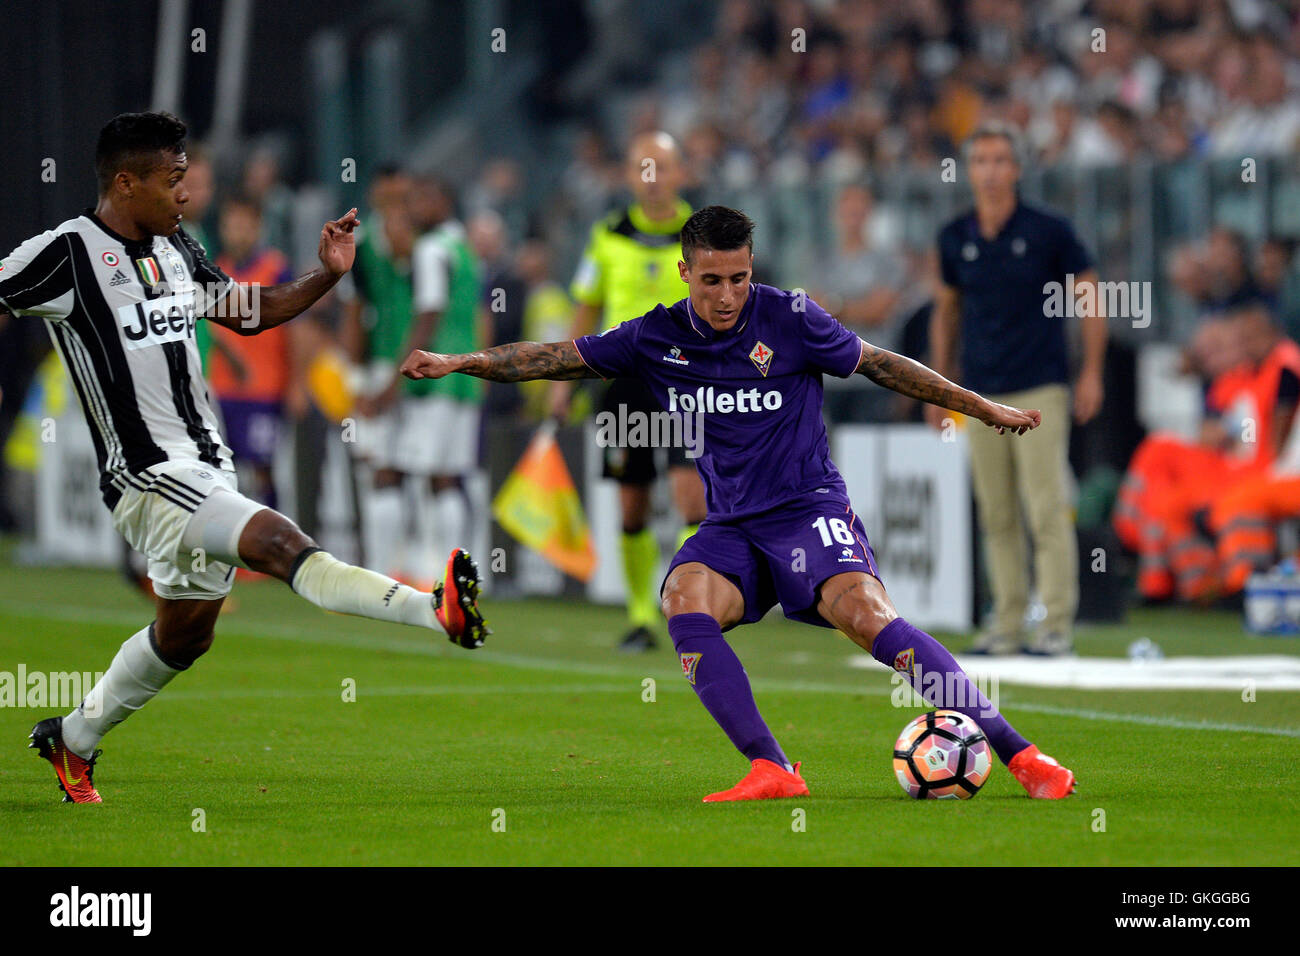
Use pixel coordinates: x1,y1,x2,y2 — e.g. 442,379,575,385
0,562,1297,866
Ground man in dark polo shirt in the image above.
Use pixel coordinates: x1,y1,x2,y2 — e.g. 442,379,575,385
929,122,1106,656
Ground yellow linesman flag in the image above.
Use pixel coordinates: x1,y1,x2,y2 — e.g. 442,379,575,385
492,422,596,581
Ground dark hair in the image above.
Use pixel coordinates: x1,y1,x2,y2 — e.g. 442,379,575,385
412,172,458,212
373,161,406,179
680,205,755,264
95,111,188,194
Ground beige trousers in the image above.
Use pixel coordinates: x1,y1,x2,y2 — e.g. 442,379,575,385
966,383,1078,636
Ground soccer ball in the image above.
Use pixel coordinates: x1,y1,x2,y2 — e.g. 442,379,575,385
893,710,992,799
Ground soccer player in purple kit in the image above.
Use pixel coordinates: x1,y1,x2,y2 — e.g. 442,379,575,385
401,206,1077,802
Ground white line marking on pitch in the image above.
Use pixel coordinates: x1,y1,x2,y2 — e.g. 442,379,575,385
4,600,1297,738
1006,702,1300,738
161,683,636,701
848,652,1300,690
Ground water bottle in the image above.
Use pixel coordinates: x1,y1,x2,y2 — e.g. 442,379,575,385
1127,637,1164,662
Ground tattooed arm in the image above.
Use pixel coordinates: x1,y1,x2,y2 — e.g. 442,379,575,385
855,339,1041,434
400,341,599,383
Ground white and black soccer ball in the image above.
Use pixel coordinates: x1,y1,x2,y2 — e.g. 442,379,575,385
893,710,992,799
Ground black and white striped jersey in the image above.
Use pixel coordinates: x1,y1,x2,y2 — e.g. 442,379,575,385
0,210,237,509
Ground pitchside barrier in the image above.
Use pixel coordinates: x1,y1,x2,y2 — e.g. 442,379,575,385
28,407,1179,634
30,410,973,631
834,425,974,632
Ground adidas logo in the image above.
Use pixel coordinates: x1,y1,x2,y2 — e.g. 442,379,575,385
108,269,130,287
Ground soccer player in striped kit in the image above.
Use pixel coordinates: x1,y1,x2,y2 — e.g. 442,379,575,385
1,112,488,803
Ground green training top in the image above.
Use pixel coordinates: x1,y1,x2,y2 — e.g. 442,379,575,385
352,225,413,363
410,220,483,402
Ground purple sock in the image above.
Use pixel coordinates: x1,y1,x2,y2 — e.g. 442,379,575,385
668,612,790,769
871,617,1031,765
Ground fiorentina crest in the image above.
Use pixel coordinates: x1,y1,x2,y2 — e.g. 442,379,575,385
892,648,914,676
749,341,773,377
680,652,703,685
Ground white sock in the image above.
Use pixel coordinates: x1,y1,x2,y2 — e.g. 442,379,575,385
362,483,406,578
290,549,437,630
62,625,182,758
410,479,443,586
434,487,468,556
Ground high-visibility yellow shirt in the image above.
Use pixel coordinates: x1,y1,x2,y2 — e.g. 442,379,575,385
569,200,692,333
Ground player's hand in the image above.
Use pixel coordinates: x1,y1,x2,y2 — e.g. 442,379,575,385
400,349,458,381
980,401,1040,435
1073,367,1104,424
318,208,360,277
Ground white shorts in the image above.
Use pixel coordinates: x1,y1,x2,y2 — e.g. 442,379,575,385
396,396,480,475
349,360,401,469
110,459,267,601
352,408,402,469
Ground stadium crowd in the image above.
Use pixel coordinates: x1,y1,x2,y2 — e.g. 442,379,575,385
4,0,1300,619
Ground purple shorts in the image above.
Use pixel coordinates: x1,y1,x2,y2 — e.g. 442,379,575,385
663,490,882,630
218,399,283,467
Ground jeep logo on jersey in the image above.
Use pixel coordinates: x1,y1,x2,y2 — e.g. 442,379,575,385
666,385,782,414
117,291,198,350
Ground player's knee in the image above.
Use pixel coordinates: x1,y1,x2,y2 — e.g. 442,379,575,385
843,605,896,654
660,575,701,619
660,586,688,619
243,519,317,578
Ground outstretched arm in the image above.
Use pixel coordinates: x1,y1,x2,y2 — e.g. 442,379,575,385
400,341,599,383
856,339,1040,435
205,209,359,334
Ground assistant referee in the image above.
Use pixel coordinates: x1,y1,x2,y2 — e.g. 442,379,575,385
550,131,706,653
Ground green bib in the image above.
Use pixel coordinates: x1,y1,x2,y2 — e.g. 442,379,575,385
409,221,483,403
353,227,413,363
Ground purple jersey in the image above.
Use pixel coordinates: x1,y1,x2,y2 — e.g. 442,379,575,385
574,282,864,520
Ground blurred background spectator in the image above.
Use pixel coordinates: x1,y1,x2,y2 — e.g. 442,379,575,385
207,194,298,509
